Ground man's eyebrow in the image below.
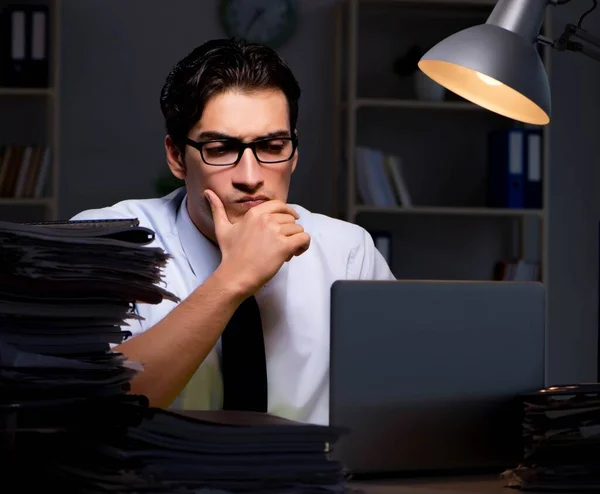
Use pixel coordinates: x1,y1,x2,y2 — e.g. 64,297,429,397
196,131,233,140
260,130,292,139
196,130,292,141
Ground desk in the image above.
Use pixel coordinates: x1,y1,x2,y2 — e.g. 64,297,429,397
351,474,579,494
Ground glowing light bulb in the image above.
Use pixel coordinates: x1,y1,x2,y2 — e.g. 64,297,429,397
476,71,502,86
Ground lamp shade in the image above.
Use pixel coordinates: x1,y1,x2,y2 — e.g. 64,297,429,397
418,23,551,125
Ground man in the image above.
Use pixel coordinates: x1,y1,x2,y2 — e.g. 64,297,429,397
71,37,395,425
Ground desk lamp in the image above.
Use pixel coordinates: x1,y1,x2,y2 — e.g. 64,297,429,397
417,0,600,125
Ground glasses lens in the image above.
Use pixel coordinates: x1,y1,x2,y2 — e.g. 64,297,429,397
202,140,240,165
255,138,294,163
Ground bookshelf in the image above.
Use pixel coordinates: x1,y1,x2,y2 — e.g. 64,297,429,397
354,205,544,218
0,0,60,223
333,0,551,283
351,98,484,110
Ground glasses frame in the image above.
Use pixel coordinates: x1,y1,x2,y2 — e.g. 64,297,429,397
185,135,299,166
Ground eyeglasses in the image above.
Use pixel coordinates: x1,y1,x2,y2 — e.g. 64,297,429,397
185,135,298,166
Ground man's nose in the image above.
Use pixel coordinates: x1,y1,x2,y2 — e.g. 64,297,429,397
232,148,263,189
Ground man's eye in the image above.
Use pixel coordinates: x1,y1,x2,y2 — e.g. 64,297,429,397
259,140,286,152
205,143,235,154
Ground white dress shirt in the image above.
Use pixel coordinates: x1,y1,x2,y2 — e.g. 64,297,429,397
71,187,395,425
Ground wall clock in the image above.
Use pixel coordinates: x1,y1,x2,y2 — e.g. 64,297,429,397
219,0,298,50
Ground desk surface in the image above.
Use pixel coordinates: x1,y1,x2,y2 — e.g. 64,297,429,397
351,474,578,494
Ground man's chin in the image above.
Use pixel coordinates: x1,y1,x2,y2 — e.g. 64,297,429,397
224,204,250,224
231,199,268,215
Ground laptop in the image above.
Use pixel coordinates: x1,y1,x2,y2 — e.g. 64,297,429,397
329,280,545,476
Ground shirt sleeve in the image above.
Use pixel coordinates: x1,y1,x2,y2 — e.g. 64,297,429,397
347,228,396,280
70,206,146,342
70,207,131,222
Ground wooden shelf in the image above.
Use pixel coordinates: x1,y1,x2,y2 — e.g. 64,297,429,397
354,205,545,218
0,198,54,206
0,87,54,97
352,98,483,111
356,0,496,6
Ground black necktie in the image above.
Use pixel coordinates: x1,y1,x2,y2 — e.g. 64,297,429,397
221,295,268,412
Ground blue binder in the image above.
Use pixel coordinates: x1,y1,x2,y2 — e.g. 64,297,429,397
487,128,526,209
524,129,543,209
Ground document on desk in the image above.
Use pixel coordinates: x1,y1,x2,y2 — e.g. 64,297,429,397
107,408,350,492
502,384,600,491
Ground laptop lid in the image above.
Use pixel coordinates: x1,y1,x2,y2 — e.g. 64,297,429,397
329,280,545,476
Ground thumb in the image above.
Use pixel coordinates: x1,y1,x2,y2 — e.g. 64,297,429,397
204,189,231,236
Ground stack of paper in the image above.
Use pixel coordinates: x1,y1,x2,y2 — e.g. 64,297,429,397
502,384,600,490
0,219,353,493
0,219,178,489
29,408,351,493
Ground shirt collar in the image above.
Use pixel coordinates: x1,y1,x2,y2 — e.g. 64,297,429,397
175,193,221,282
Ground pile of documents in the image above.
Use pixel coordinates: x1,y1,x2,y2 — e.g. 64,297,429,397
0,218,174,416
502,384,600,491
0,219,177,489
0,219,352,493
28,408,350,492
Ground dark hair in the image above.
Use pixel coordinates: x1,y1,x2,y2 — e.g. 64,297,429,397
160,37,301,153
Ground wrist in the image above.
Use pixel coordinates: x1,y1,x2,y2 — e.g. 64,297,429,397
208,262,254,303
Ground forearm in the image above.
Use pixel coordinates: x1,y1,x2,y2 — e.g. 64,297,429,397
115,266,246,408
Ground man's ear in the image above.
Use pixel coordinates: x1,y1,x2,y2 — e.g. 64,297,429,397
165,135,186,179
291,149,299,174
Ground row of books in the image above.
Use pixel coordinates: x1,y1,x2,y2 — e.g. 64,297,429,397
0,144,51,198
354,125,542,210
355,146,412,208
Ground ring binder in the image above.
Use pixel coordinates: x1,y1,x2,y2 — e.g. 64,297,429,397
17,218,155,245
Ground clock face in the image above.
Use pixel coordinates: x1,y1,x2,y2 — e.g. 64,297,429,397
219,0,298,49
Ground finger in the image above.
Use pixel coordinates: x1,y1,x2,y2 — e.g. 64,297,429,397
250,200,299,220
204,189,231,236
287,232,311,256
270,213,297,225
279,223,304,236
294,243,310,257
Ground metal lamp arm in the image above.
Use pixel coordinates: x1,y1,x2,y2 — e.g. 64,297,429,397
559,24,600,61
538,0,600,62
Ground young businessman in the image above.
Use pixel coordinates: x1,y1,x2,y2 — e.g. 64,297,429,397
71,37,395,425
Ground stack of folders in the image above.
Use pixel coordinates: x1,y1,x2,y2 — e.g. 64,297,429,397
0,218,178,490
0,219,352,493
502,384,600,491
40,408,351,493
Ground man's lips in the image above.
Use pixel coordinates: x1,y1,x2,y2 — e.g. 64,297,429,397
235,195,270,205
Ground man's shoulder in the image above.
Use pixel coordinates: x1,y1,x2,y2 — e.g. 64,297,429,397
70,187,185,228
293,204,368,245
